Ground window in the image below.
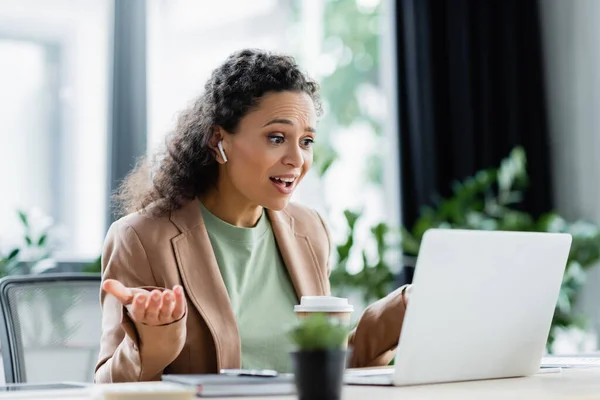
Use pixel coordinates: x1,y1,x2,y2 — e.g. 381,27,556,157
0,0,111,260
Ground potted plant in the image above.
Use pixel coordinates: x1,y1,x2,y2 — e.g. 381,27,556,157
289,313,349,400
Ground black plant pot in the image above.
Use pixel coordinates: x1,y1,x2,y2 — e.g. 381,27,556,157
291,349,347,400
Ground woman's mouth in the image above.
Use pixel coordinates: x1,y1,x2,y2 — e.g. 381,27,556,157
270,175,297,195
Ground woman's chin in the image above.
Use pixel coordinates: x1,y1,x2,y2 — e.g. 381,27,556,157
262,197,291,211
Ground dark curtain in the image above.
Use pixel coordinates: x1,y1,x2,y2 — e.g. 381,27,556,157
395,0,553,230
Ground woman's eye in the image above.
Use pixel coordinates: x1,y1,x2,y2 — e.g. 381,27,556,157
301,138,314,148
268,135,285,144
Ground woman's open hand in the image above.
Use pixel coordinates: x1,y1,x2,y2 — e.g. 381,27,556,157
103,279,186,326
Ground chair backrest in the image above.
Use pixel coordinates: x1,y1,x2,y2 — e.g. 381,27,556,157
0,273,101,383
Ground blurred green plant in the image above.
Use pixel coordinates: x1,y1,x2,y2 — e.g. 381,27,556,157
399,146,600,349
329,146,600,350
0,210,53,276
0,210,95,344
329,210,397,305
83,255,102,273
0,248,19,277
289,313,350,351
292,0,383,181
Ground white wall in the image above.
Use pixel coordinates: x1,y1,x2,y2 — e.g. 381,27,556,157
540,0,600,350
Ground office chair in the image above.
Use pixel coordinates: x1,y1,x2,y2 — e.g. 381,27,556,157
0,273,101,383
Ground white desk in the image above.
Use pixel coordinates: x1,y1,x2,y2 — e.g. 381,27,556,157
340,369,600,399
8,369,600,399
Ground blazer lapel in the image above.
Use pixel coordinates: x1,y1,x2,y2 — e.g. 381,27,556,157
170,199,241,370
268,209,328,299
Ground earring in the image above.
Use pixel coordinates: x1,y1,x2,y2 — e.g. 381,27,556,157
217,140,228,163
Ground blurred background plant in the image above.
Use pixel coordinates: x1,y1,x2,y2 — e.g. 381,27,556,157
0,208,87,344
399,146,600,350
83,256,101,273
298,0,385,183
329,210,398,305
328,146,600,352
0,208,57,276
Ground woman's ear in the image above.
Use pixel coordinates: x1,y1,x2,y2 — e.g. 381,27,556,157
210,127,228,164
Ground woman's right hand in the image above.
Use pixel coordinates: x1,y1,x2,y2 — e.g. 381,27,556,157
103,279,187,326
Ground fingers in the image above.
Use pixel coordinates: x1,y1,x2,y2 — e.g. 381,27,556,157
144,290,163,323
172,285,186,320
129,293,148,322
132,288,184,325
103,279,134,305
109,282,187,326
158,290,176,323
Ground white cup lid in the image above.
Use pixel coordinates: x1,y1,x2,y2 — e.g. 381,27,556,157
294,296,354,313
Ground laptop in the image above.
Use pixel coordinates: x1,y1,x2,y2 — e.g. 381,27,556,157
345,228,572,386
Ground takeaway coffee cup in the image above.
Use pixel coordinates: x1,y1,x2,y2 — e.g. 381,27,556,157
293,296,354,323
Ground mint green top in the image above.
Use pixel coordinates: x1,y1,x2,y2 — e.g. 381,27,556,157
200,204,298,372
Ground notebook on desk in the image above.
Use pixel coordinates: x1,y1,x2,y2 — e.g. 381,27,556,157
162,374,296,397
345,229,572,387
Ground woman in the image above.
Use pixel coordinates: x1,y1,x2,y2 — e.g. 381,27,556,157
95,48,410,383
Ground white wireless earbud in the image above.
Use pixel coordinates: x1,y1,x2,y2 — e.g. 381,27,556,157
217,140,228,162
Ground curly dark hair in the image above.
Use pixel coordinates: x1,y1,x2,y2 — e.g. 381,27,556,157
115,48,322,217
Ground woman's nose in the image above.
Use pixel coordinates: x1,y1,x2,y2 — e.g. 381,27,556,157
283,143,305,168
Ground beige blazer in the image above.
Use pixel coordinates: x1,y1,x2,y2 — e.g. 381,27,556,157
95,199,407,383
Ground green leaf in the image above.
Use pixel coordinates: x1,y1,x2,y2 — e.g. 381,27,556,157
37,234,47,247
336,240,353,265
371,223,388,259
497,210,535,231
25,236,32,246
536,213,562,232
7,249,19,260
343,210,360,230
336,210,361,265
18,210,28,227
